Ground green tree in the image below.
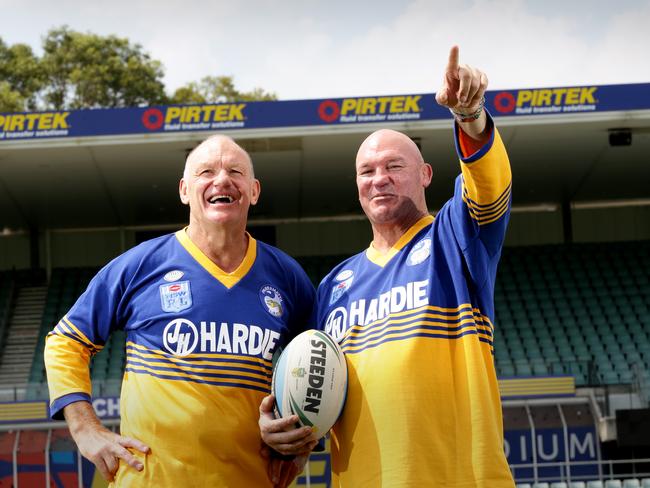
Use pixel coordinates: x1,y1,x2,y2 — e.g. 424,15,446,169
40,26,167,110
0,81,26,113
0,28,276,113
171,75,276,104
0,39,43,112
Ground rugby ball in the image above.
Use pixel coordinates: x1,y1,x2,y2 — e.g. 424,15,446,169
272,329,347,438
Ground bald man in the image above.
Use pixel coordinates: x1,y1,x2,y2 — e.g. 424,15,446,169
261,47,515,487
45,135,315,487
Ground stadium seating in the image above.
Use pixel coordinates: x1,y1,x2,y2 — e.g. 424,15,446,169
622,479,641,488
28,268,105,388
493,241,650,393
586,482,604,488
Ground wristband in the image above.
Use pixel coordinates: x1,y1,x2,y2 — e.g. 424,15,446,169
450,96,485,123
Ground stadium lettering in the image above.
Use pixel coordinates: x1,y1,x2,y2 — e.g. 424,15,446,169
0,112,70,132
92,397,120,418
325,280,429,340
164,104,246,124
304,338,327,413
505,431,596,463
340,95,421,115
516,87,597,107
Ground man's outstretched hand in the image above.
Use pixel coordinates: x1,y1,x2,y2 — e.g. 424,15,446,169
436,45,490,139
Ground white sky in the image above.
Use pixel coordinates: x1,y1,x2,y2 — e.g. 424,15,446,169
1,0,649,99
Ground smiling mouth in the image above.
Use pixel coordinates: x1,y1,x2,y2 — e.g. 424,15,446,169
207,195,235,204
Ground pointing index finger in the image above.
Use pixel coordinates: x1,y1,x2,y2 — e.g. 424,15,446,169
446,45,460,74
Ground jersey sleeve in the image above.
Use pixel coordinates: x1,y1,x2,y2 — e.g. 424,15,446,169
445,112,512,292
287,264,317,339
44,262,126,419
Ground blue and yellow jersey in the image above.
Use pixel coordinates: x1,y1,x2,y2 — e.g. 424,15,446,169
315,116,514,487
44,230,315,487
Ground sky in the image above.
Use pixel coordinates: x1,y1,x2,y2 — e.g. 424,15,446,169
1,0,649,100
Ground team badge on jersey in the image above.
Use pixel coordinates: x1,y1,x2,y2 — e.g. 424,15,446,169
260,285,284,318
330,269,354,304
159,281,193,312
407,238,432,266
163,269,184,282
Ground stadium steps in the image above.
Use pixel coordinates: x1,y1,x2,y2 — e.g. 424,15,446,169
0,286,47,385
28,268,98,395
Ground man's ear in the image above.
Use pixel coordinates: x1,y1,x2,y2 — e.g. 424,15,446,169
179,178,190,205
421,163,433,188
250,178,261,206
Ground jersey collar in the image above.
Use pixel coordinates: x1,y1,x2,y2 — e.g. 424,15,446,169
365,214,434,267
175,228,257,289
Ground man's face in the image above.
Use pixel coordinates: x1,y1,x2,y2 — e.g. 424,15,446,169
356,130,431,226
179,138,260,227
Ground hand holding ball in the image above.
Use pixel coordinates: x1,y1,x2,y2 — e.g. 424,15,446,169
272,330,348,438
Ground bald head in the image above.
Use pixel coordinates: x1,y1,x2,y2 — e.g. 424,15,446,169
184,134,254,180
355,128,432,229
356,129,424,168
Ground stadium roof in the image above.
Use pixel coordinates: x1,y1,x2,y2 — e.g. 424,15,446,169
0,83,649,230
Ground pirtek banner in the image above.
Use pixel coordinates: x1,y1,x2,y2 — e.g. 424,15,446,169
0,83,648,141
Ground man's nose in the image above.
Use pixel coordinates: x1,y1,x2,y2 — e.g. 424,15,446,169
212,169,230,185
372,168,391,187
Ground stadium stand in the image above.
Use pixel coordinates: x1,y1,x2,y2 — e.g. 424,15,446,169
28,268,98,398
493,241,650,398
0,273,14,358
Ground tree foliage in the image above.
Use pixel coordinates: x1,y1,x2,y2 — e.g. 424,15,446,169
40,27,167,110
0,27,275,113
0,39,43,111
171,75,276,104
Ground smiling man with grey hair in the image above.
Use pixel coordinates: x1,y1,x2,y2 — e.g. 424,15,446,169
45,134,315,487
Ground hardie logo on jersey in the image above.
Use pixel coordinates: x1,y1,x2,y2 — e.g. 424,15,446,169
160,281,192,313
163,318,199,356
407,238,431,266
260,285,284,318
330,269,354,304
163,270,184,282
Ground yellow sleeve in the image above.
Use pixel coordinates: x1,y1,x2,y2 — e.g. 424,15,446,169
44,318,99,416
459,127,512,226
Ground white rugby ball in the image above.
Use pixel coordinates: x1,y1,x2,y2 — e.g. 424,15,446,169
272,329,348,438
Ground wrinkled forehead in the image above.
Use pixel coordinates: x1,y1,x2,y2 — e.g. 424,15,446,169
356,130,423,167
185,137,254,175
